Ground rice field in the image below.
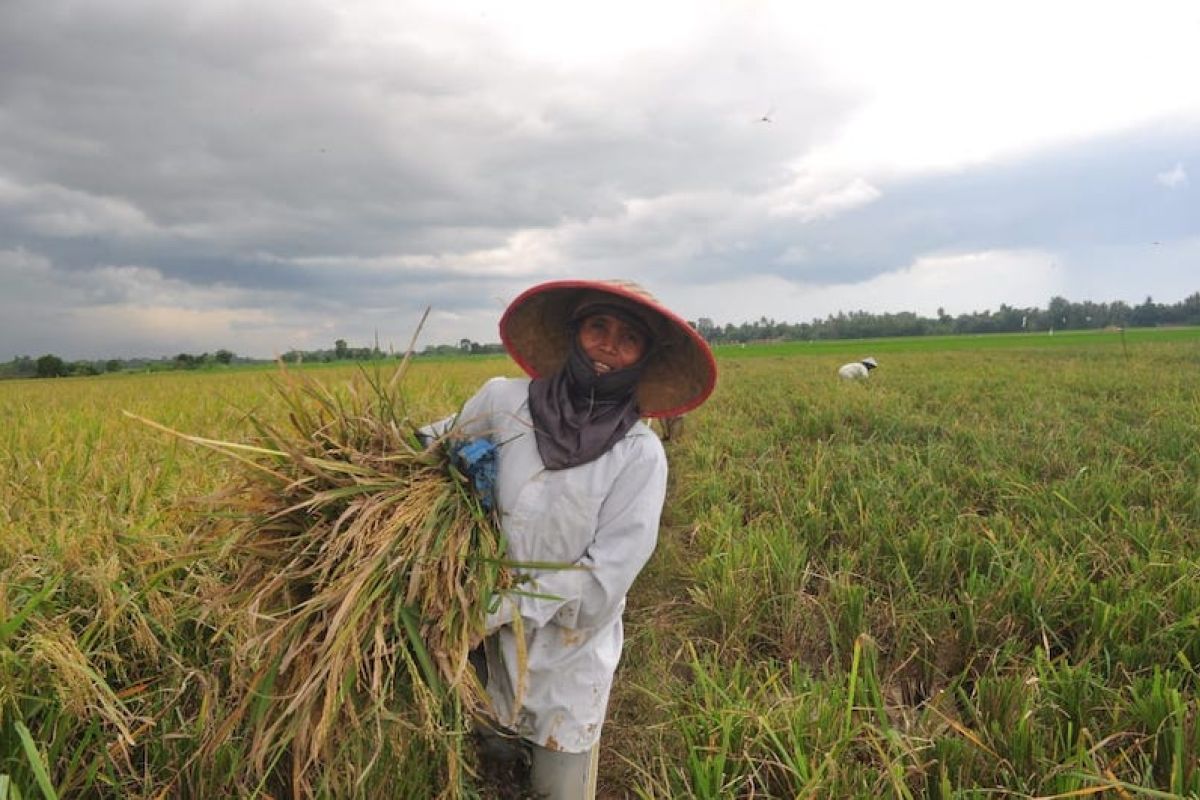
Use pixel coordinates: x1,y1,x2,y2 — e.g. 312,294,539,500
2,327,1199,798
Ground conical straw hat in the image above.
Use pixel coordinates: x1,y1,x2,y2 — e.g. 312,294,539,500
499,279,717,418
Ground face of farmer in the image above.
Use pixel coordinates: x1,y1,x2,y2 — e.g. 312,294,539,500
576,313,648,374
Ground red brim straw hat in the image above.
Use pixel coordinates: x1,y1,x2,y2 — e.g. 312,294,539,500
499,279,718,418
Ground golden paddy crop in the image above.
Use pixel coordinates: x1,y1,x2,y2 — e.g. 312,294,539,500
3,329,1199,798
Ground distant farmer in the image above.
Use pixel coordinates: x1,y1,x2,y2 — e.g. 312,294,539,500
432,279,717,799
838,356,878,380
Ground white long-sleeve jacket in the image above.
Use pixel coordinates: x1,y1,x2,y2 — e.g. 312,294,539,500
445,376,668,753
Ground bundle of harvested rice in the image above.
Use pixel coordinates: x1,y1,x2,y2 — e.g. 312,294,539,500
128,355,513,798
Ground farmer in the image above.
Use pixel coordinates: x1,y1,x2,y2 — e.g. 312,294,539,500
434,279,716,799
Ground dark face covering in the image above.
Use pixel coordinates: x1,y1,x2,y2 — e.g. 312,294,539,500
527,326,647,470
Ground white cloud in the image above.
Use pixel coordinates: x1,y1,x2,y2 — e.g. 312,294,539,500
669,249,1066,325
71,305,279,348
774,245,808,266
768,176,881,221
74,264,244,307
0,176,159,239
784,1,1200,173
0,246,54,277
1156,162,1188,188
857,250,1067,316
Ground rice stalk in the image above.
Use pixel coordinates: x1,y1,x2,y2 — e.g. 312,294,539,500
128,358,512,798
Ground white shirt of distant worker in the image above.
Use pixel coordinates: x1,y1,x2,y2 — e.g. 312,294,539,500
426,279,717,799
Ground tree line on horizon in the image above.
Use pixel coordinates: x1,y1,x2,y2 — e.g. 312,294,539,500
691,292,1200,344
0,349,243,380
2,292,1197,380
0,337,506,381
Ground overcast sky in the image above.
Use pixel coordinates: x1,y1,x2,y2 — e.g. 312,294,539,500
2,0,1198,359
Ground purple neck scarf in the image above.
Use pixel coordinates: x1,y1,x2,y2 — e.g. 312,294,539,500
527,337,644,470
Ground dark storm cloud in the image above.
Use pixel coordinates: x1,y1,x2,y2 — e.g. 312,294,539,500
741,123,1200,287
1,0,854,358
2,2,537,267
1,0,1195,358
1,1,841,323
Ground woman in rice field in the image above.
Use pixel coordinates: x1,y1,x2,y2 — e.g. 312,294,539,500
438,279,717,799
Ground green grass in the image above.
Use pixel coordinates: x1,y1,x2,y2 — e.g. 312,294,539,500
610,328,1200,798
713,324,1198,357
2,330,1199,798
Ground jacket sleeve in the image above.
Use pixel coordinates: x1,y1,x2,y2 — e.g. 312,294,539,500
486,437,668,632
418,377,506,443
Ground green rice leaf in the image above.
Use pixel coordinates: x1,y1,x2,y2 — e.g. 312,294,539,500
397,603,443,695
0,576,60,646
14,722,58,800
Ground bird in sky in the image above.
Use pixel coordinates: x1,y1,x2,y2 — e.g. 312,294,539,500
759,106,774,123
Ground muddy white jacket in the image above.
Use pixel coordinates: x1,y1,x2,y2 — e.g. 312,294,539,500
443,376,668,753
